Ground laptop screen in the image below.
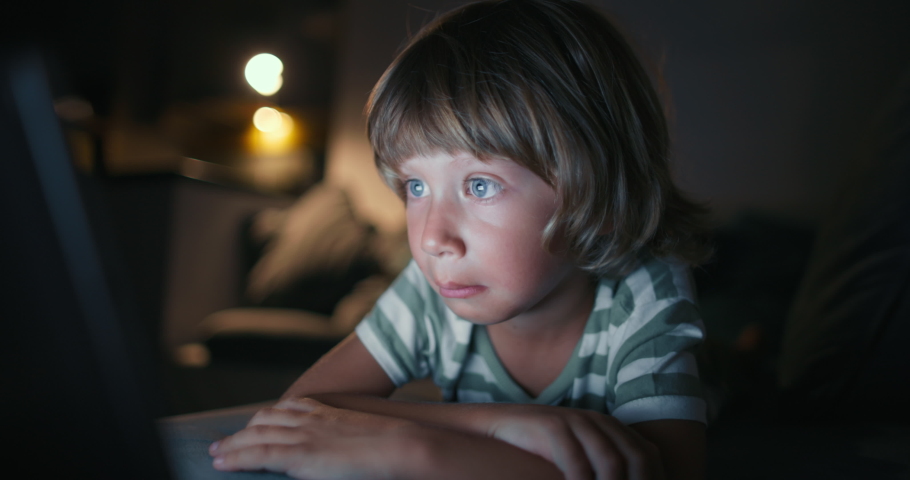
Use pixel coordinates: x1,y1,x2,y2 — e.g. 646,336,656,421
0,50,171,479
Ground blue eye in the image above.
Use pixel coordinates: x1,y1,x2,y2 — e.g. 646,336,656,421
407,179,426,197
468,178,499,199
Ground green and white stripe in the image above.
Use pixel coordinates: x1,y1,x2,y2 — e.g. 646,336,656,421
355,256,706,424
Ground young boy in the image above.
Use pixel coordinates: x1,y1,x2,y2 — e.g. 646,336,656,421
209,1,711,478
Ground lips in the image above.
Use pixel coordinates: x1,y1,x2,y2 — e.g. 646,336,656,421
437,282,487,299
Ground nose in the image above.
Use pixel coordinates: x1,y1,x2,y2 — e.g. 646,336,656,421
418,197,465,258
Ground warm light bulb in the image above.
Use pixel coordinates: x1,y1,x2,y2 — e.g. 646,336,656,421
253,106,284,132
245,53,284,96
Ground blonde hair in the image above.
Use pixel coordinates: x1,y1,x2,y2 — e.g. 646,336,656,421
367,0,711,276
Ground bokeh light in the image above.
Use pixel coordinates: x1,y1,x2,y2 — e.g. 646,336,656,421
252,106,285,132
244,53,284,96
248,107,299,155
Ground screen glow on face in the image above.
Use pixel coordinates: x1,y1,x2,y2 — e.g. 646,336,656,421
397,151,590,327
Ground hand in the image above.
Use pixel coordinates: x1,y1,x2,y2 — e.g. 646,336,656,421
483,405,664,480
209,397,419,479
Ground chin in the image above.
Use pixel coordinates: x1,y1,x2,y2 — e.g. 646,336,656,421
442,298,519,325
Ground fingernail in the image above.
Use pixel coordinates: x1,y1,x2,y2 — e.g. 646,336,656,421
213,457,224,468
209,441,220,453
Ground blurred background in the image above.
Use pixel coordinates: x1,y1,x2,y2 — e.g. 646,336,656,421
4,0,910,432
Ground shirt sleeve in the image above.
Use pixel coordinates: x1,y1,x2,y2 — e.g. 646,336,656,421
606,262,707,425
355,261,433,387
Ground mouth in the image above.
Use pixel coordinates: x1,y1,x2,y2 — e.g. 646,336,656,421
437,282,487,299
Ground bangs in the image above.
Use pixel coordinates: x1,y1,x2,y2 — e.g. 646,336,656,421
367,7,563,194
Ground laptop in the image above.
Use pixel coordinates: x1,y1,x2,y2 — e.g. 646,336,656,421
0,50,172,479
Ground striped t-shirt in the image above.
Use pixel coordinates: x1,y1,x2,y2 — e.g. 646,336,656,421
355,256,707,425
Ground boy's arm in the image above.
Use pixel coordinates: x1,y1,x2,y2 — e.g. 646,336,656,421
270,332,528,434
231,332,697,479
279,332,398,400
211,398,564,480
215,333,563,478
275,332,688,479
221,394,679,480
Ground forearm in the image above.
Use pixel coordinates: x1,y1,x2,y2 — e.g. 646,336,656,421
212,398,562,480
305,392,494,433
400,424,563,480
278,334,525,435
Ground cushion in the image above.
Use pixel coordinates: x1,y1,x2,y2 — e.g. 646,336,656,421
245,183,374,303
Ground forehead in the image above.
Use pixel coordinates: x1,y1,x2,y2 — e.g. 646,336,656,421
397,151,519,176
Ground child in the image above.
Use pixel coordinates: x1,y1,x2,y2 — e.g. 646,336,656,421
209,0,711,478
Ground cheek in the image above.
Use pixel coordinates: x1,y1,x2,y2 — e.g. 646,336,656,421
474,214,563,282
486,199,553,247
405,205,425,253
484,199,568,289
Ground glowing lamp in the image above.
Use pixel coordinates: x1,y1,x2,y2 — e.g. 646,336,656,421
245,53,284,96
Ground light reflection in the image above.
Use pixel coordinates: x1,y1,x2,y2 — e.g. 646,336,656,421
245,53,284,96
243,107,313,192
252,106,284,132
247,107,299,155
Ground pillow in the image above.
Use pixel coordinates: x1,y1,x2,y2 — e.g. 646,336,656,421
245,183,373,304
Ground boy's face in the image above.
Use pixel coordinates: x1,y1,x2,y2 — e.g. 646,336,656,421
399,151,590,326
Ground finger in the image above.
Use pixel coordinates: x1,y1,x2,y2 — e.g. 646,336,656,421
591,415,659,480
275,396,326,413
213,443,308,474
211,425,309,456
567,416,625,480
541,420,596,480
247,406,309,428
